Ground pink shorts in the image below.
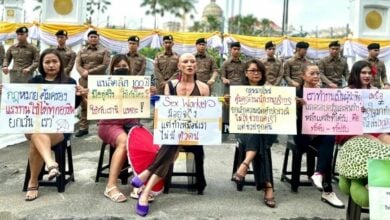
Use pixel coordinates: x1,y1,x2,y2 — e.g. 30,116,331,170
98,124,126,146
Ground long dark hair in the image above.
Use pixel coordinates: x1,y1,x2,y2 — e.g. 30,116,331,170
109,54,130,75
241,59,267,86
348,60,372,89
38,48,67,83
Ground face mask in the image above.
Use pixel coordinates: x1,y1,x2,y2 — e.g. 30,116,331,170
113,67,129,75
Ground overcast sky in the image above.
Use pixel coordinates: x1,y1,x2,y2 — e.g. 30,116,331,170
21,0,351,31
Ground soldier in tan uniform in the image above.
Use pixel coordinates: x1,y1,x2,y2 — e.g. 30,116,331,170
127,35,146,75
54,30,76,77
194,38,218,89
260,41,283,86
318,41,349,88
284,41,310,87
0,42,4,67
221,42,245,94
75,30,111,137
154,35,179,94
366,43,389,89
2,26,39,83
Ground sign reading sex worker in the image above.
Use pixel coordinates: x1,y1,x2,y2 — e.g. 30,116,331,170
87,75,150,120
154,96,222,145
362,89,390,133
0,83,76,133
302,88,363,135
229,86,296,134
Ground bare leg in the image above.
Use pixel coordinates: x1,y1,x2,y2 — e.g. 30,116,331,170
139,174,162,205
378,134,390,145
235,150,256,177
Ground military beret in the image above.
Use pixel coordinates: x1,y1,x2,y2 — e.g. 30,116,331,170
328,41,340,48
16,26,28,34
128,35,140,42
196,38,206,45
296,41,309,49
265,41,276,49
163,35,173,41
87,30,99,37
55,30,68,37
230,42,241,48
367,43,380,50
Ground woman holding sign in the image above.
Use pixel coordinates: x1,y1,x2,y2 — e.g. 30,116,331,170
230,59,276,208
10,48,87,201
130,53,209,216
295,63,344,208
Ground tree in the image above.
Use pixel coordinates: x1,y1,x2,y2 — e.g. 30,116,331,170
229,15,258,36
189,21,203,32
85,0,111,25
140,0,196,29
259,18,272,36
206,15,221,32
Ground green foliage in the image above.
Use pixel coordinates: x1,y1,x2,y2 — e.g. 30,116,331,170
139,47,161,59
207,48,222,68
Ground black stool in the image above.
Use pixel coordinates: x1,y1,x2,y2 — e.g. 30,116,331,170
346,196,369,220
95,142,132,185
281,136,317,192
23,137,74,193
164,146,206,194
331,142,342,182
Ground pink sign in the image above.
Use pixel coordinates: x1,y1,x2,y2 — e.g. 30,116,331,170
302,88,363,135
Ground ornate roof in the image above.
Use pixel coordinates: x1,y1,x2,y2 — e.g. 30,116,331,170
202,0,223,19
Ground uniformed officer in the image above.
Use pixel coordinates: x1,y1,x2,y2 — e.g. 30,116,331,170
366,43,389,89
0,42,4,67
154,34,179,94
54,30,76,77
317,41,349,88
75,30,111,137
221,42,245,94
284,41,310,87
194,38,218,89
127,35,146,75
260,41,283,86
2,26,39,83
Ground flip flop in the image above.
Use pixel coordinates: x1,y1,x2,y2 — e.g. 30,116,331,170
25,186,39,201
130,188,155,202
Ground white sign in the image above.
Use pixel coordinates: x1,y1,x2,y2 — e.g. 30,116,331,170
362,89,390,133
154,96,222,145
0,83,76,133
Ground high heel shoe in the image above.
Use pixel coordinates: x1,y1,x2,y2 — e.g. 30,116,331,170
136,199,149,216
263,186,276,208
131,175,144,188
47,165,61,181
232,162,249,191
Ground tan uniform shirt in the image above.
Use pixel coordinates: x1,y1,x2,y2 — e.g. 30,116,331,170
0,44,4,66
127,52,146,75
194,52,218,83
366,57,388,88
3,42,39,83
154,51,179,93
284,54,310,86
221,58,245,85
55,46,76,76
260,56,283,86
318,55,349,87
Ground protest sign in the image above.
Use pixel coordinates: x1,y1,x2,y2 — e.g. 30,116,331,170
87,75,150,120
368,159,390,220
362,89,390,133
0,83,75,133
229,86,296,134
154,96,222,145
302,88,363,135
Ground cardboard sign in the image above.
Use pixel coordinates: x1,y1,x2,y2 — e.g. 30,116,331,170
87,75,150,120
229,86,296,134
302,88,363,135
362,89,390,133
368,159,390,220
0,83,76,133
154,96,222,145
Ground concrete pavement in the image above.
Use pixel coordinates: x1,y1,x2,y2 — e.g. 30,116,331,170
0,123,369,220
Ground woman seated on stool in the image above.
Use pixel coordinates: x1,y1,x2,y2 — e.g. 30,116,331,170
0,49,87,201
98,54,156,203
130,53,209,216
229,59,276,208
295,63,344,208
336,60,390,208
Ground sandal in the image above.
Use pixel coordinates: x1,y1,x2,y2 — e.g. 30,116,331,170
232,162,249,191
263,186,276,208
25,186,39,201
130,188,155,202
47,165,61,181
104,186,127,203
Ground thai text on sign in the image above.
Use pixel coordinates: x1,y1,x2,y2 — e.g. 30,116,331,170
87,75,150,119
0,83,76,133
362,89,390,133
229,86,296,134
302,88,363,135
154,96,222,145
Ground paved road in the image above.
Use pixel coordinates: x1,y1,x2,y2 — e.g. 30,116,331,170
0,124,369,220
